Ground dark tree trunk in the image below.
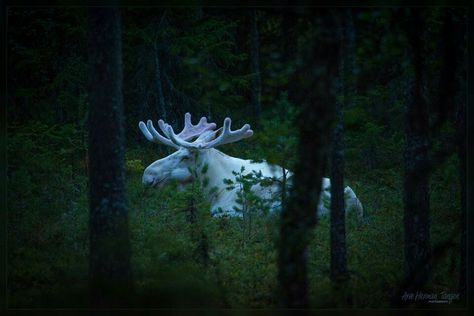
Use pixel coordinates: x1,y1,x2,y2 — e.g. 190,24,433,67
54,100,65,124
136,47,150,144
196,6,203,20
431,8,466,303
457,92,466,304
423,10,463,170
330,12,349,287
249,9,262,119
430,10,460,133
278,11,338,308
458,7,471,304
153,11,168,121
186,195,209,269
344,9,357,102
330,87,348,283
154,41,167,121
402,9,431,294
281,11,298,102
87,8,132,307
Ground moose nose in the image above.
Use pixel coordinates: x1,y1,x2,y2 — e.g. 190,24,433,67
142,174,155,186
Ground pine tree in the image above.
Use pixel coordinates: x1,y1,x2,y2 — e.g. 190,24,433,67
87,7,132,307
403,9,431,294
278,11,338,308
330,9,350,292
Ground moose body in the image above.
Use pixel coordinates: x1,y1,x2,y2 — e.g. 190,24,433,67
139,113,363,219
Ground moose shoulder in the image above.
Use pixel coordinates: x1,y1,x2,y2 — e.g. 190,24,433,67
139,113,363,219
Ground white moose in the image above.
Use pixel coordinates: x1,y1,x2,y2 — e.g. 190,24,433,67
139,113,363,219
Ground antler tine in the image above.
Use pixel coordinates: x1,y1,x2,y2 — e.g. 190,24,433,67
183,112,192,128
177,112,216,141
199,117,253,149
158,119,170,137
146,120,172,146
138,120,179,149
139,121,154,141
166,125,198,148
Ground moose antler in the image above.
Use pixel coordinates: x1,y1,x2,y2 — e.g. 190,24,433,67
139,113,253,149
139,113,215,149
139,120,178,148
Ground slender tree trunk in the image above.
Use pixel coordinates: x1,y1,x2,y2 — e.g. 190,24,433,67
196,6,203,20
187,196,209,269
330,92,348,283
136,50,150,144
403,9,431,294
281,12,298,102
154,40,167,121
431,9,466,303
54,100,65,124
278,11,338,308
281,165,287,209
430,10,459,133
330,13,348,287
87,7,132,307
249,9,262,118
152,11,168,121
458,7,471,304
344,9,357,103
457,93,466,303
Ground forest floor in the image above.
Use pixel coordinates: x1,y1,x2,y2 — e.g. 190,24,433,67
7,146,462,309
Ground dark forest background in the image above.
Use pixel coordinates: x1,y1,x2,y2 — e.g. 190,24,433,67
6,7,468,308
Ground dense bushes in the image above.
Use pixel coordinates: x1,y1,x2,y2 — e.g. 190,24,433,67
7,123,89,307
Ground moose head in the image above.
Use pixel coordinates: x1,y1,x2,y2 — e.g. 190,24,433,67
139,113,253,187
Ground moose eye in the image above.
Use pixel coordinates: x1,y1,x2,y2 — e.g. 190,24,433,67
180,156,190,162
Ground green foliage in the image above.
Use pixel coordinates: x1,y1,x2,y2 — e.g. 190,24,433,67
252,91,298,169
222,166,279,242
8,122,88,307
343,101,369,130
125,159,145,173
201,163,209,175
8,122,85,173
